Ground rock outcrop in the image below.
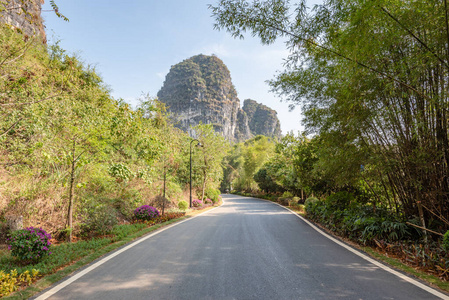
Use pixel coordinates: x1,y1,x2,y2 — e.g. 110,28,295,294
0,0,46,40
157,54,281,141
242,99,281,138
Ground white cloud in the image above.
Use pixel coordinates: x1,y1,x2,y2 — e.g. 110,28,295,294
199,43,231,57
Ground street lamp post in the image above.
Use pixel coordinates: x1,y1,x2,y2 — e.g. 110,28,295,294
189,139,202,208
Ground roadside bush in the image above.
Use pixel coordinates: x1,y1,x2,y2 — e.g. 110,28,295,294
443,230,449,252
282,191,294,198
133,205,160,221
292,196,302,205
325,191,354,210
204,198,213,204
305,194,413,245
304,197,319,210
7,227,52,262
178,200,188,211
80,204,118,238
0,269,39,297
192,199,203,207
205,188,221,203
108,163,134,182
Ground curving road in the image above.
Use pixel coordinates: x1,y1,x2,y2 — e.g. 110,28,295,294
34,194,449,300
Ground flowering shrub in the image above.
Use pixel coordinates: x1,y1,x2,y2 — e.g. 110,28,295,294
143,212,187,226
204,198,213,204
133,205,160,221
192,199,203,207
7,227,51,262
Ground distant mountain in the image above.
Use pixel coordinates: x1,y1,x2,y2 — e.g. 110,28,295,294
242,99,281,138
157,54,281,141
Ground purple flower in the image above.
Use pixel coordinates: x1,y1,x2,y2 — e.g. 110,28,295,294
134,205,160,221
8,226,52,262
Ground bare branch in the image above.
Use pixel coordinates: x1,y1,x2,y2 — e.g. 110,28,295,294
0,117,23,137
406,222,444,236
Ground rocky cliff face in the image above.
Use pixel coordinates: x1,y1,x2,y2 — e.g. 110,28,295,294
242,99,281,138
157,54,281,141
0,0,45,40
157,54,249,140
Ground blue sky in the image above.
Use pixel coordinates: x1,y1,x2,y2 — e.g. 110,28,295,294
41,1,320,134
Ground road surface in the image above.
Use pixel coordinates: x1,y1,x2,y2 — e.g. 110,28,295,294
34,194,449,299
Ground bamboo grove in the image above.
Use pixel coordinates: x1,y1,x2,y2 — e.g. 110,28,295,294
212,0,449,233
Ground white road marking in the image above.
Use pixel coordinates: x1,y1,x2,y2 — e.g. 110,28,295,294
270,200,449,300
34,202,225,300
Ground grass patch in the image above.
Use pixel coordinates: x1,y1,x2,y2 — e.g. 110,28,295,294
1,215,189,300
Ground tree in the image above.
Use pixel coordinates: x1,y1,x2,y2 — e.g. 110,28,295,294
210,0,449,232
192,123,230,199
229,135,275,192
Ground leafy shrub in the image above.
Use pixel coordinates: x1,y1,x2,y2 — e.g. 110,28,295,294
0,269,39,297
151,195,172,210
133,205,160,221
205,188,220,203
7,227,52,262
443,230,449,252
292,196,302,204
305,195,413,245
192,199,203,207
204,198,213,204
282,191,294,198
108,163,134,182
112,188,142,218
325,191,354,210
304,197,319,209
80,204,118,237
178,200,188,211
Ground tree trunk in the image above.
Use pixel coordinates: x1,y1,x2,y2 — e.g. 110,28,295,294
67,140,76,243
201,171,207,200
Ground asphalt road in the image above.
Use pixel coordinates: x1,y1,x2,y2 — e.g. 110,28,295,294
34,194,449,300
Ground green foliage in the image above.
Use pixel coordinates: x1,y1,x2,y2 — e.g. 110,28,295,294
205,187,220,203
111,223,147,241
191,124,230,199
282,191,293,198
108,163,134,182
443,231,449,252
7,228,51,262
306,194,414,244
79,203,118,238
253,166,283,194
325,191,355,211
178,200,188,211
0,269,39,297
211,0,449,232
304,197,319,209
227,135,275,192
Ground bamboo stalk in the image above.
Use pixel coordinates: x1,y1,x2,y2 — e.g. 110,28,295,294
406,222,444,237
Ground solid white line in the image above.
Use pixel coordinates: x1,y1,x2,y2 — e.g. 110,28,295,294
34,202,225,300
269,200,449,300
